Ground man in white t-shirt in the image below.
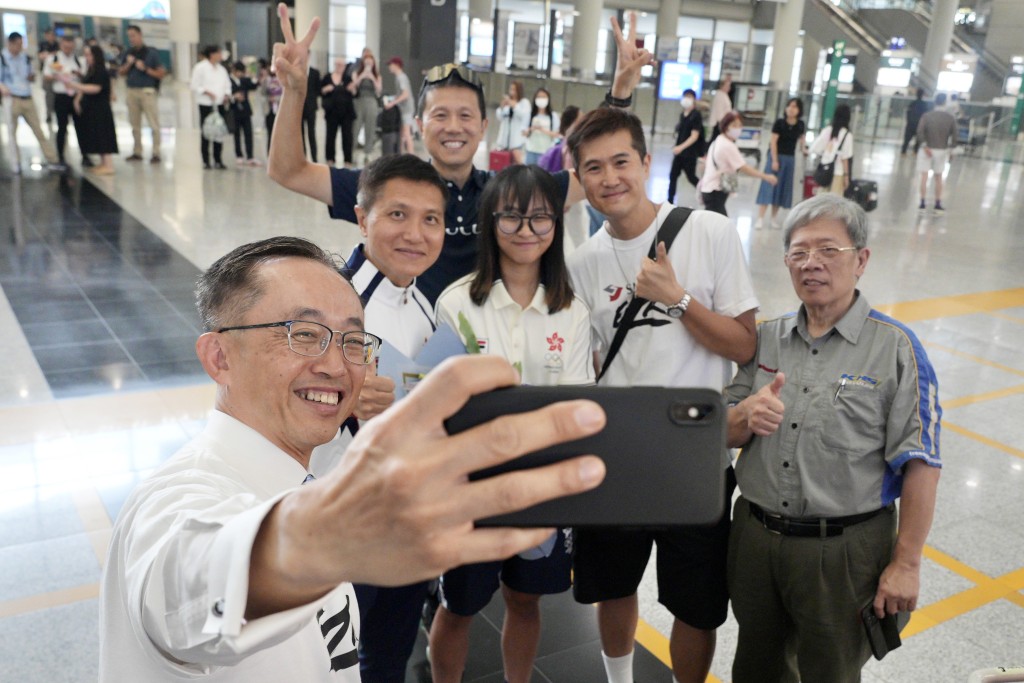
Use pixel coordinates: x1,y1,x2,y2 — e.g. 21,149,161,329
565,107,759,683
99,237,609,682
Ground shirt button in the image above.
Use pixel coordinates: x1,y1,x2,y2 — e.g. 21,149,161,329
783,461,790,468
803,387,809,393
457,216,463,223
458,195,463,201
812,349,819,355
791,423,798,429
782,501,789,508
212,599,225,617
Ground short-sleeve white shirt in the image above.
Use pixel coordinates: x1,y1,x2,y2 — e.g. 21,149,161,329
810,126,854,175
701,137,747,192
567,203,759,391
100,411,361,682
435,275,594,386
43,50,83,95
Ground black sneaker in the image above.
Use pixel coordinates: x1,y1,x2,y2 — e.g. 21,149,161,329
126,154,144,162
934,202,945,215
203,162,212,170
150,155,161,164
213,161,227,170
81,156,94,167
918,200,926,211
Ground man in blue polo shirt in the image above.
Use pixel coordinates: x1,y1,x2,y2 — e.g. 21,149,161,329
267,2,652,305
1,32,61,172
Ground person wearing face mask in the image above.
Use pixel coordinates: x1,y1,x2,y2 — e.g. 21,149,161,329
700,111,777,217
349,48,382,161
667,88,706,204
497,80,532,164
523,87,560,165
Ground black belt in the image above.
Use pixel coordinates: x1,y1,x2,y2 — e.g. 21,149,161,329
11,95,31,100
749,502,889,538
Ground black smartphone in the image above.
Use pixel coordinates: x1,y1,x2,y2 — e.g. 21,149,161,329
444,386,726,527
861,603,910,660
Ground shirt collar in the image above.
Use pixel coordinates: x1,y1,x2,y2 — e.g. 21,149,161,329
204,410,310,496
787,290,870,344
444,167,489,195
490,280,548,313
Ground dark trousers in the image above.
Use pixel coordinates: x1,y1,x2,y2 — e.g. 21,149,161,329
54,93,81,163
325,113,355,164
668,155,699,203
702,190,729,216
302,111,318,162
199,104,225,165
265,112,276,153
353,581,430,682
233,113,254,160
901,122,921,155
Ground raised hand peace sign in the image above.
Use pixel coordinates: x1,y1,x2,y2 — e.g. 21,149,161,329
272,2,319,95
610,11,655,99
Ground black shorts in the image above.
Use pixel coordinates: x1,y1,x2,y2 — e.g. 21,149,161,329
439,528,572,616
572,468,735,630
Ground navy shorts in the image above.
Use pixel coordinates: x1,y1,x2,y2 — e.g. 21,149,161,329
439,528,572,616
572,467,736,630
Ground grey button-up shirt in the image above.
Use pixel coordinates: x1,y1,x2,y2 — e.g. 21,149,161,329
725,292,942,518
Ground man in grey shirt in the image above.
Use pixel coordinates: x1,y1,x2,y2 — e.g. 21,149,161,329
916,93,957,214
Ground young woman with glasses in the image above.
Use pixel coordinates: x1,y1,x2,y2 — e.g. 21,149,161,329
429,164,594,683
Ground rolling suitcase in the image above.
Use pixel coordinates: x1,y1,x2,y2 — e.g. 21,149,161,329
489,149,514,172
803,173,817,200
844,179,878,212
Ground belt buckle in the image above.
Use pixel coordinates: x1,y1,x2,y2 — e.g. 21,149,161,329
760,512,784,535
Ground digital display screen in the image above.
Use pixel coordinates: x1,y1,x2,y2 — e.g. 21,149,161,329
877,67,912,87
658,61,705,101
937,71,975,93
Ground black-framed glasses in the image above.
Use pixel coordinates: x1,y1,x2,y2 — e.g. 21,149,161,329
493,211,556,236
217,320,382,365
423,63,482,89
784,246,859,265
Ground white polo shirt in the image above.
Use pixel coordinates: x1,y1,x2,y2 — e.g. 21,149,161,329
435,275,594,386
567,202,759,391
43,50,83,95
100,411,361,682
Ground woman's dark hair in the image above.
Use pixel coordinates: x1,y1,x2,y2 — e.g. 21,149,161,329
202,45,220,59
85,45,106,78
558,105,580,136
231,61,246,73
470,165,573,313
830,104,851,139
719,110,743,133
530,87,554,120
785,97,804,119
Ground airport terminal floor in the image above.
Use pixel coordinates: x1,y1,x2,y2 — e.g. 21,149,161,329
1,82,1023,682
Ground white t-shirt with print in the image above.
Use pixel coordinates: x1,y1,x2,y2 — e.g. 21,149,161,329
810,126,854,175
435,275,594,386
567,202,758,391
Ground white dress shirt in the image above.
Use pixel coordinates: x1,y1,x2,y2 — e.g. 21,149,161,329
190,58,232,106
43,50,84,95
100,411,361,682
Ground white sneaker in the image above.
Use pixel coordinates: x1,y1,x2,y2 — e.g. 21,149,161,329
754,217,764,230
771,217,782,229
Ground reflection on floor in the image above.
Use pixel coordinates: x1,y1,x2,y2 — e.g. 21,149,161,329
2,82,1024,682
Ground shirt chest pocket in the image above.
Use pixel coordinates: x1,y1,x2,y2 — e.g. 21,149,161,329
818,382,887,453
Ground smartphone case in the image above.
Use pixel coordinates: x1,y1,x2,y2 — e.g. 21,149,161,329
861,603,910,660
444,386,727,527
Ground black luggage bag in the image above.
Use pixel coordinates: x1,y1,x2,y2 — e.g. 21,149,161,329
845,179,878,212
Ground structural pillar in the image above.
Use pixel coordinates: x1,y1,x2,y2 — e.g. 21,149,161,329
365,0,381,62
169,0,199,82
920,0,957,91
295,0,329,71
768,0,807,91
570,0,602,81
655,0,681,63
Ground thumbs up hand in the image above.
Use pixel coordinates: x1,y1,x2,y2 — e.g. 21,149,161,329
747,372,786,436
635,241,683,306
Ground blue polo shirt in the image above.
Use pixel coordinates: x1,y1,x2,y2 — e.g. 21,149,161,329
122,45,162,89
1,49,33,97
329,165,570,304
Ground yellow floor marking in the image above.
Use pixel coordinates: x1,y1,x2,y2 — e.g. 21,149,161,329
943,421,1024,460
72,487,114,568
923,545,993,585
922,341,1024,379
0,583,99,619
634,618,723,683
942,384,1024,409
874,288,1024,323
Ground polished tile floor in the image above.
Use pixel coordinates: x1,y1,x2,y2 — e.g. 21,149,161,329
1,81,1023,682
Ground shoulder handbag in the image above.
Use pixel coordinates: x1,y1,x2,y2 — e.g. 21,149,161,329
711,140,739,194
597,206,693,382
813,129,848,187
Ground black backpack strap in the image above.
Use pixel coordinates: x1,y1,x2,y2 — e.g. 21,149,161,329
597,206,693,382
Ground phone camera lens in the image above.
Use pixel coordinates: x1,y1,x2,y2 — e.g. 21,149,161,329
669,401,712,426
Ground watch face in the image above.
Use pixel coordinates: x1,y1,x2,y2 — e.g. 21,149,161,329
667,306,683,319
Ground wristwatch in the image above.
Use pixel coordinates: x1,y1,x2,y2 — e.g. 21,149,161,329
667,293,692,319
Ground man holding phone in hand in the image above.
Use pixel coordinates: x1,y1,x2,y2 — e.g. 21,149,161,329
565,106,759,683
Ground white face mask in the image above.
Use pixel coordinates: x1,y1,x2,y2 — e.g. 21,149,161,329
535,97,549,109
726,126,742,140
681,97,695,111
